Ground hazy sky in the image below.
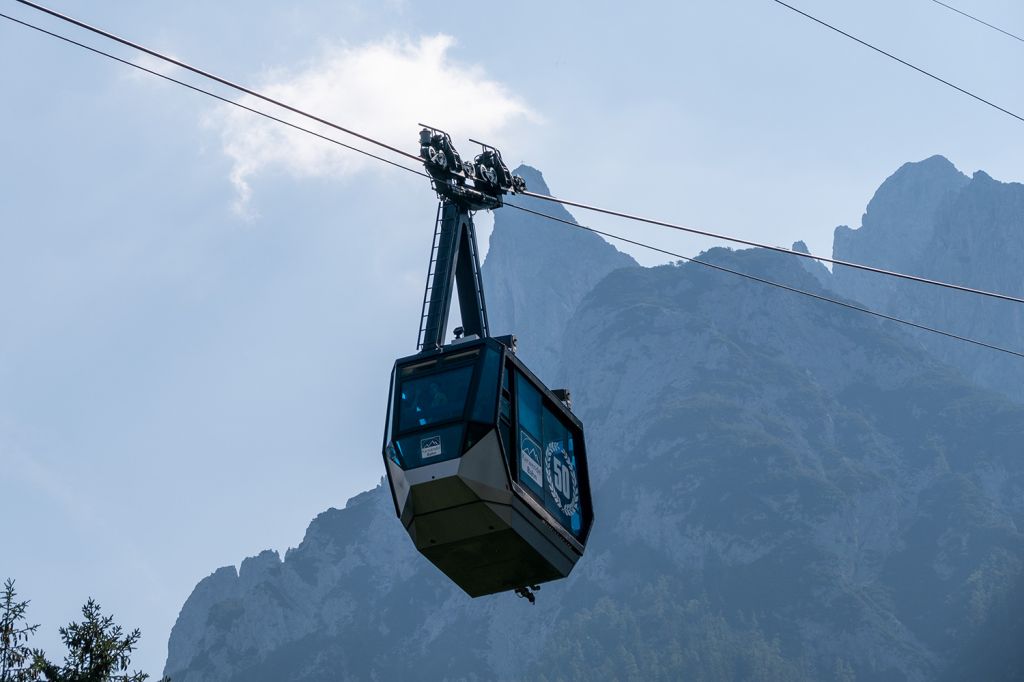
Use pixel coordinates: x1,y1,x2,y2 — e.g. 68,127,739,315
1,0,1021,674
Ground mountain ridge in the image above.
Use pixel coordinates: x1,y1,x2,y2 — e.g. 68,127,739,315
165,158,1024,682
832,155,1024,402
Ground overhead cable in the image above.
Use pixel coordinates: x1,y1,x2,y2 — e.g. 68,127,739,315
928,0,1024,43
0,11,429,180
5,3,1024,356
505,202,1024,360
10,0,424,165
520,189,1024,305
771,0,1024,124
8,0,1023,307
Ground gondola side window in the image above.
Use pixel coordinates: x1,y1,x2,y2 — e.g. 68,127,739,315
515,374,545,497
542,406,584,538
515,372,588,540
471,347,501,424
398,366,474,433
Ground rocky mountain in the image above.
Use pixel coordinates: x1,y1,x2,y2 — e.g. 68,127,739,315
554,247,1024,681
832,155,1024,403
482,165,636,384
164,161,1024,681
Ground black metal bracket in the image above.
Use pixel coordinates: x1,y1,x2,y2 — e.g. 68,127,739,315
417,201,489,350
514,584,541,604
418,125,525,210
416,127,527,350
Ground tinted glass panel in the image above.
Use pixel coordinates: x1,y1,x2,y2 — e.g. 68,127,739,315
398,366,473,433
393,424,465,469
471,347,501,424
542,405,584,539
516,373,542,438
510,369,591,542
518,427,544,499
515,373,545,497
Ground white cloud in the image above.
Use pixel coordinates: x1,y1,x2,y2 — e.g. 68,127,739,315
208,35,537,214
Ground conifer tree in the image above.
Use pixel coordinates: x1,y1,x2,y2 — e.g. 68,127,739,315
0,579,39,682
30,598,168,682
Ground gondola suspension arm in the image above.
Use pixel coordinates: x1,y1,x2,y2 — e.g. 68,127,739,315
415,127,526,351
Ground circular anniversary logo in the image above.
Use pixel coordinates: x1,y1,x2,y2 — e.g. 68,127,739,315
544,441,579,517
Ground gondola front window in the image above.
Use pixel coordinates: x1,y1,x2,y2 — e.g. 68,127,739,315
398,366,474,433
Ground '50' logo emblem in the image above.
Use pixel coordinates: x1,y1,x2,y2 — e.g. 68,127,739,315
545,441,579,517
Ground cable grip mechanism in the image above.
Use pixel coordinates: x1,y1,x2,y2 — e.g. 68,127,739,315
418,124,526,210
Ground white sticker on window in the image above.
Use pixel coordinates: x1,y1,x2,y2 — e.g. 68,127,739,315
420,435,442,459
520,430,543,487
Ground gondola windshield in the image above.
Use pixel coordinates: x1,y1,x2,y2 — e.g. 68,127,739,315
398,365,473,431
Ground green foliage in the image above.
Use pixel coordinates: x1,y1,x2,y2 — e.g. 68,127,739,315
1,579,40,682
31,598,167,682
2,581,167,682
529,578,817,682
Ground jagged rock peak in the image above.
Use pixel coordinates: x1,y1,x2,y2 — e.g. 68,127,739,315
239,550,281,581
791,240,832,289
832,156,969,305
482,164,637,382
835,155,969,255
830,156,1024,403
885,154,966,190
513,164,551,196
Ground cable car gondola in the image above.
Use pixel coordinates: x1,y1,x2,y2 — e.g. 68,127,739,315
381,128,593,602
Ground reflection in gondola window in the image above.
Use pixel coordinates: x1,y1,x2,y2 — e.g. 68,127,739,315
398,366,473,432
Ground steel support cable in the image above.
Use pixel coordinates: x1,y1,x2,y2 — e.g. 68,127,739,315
9,0,1024,308
0,11,429,180
6,4,1024,310
10,0,425,165
520,189,1024,305
928,0,1024,44
771,0,1024,124
505,202,1024,359
4,12,1021,360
